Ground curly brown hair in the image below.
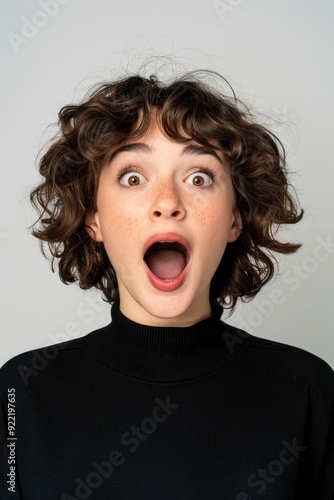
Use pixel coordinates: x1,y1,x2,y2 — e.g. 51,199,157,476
30,70,303,313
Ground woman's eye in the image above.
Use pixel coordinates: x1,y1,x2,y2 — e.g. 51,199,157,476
119,172,146,186
186,172,213,187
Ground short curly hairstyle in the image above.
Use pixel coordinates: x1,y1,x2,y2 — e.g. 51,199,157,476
30,70,303,313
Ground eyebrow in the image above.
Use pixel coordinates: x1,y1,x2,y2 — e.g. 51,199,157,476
109,142,224,164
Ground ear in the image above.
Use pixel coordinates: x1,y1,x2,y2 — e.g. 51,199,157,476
227,209,243,243
85,211,103,242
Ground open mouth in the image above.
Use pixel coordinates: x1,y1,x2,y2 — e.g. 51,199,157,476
144,240,189,282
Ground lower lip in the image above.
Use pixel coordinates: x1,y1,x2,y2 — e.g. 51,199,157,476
145,262,189,292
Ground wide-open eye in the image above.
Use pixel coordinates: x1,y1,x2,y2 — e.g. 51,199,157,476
119,171,146,187
185,171,213,187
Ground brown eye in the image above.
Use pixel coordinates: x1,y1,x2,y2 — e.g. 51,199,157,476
186,172,213,187
128,175,140,186
192,176,204,186
120,172,146,186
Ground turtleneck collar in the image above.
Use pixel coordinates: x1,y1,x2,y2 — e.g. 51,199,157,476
83,301,251,383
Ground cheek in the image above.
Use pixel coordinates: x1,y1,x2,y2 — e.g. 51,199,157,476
193,200,233,258
192,197,231,230
97,202,143,277
195,205,221,226
98,194,139,236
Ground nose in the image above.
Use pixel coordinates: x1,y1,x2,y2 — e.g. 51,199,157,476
149,180,186,220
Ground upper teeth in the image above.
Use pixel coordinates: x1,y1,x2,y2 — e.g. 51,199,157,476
159,240,175,243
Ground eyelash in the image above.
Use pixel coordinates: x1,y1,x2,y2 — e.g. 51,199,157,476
115,165,216,185
191,167,215,183
115,166,142,181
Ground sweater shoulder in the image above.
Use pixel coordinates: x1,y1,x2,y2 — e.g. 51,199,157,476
248,334,334,376
223,320,334,400
0,338,84,398
1,336,83,369
0,321,112,396
246,334,334,405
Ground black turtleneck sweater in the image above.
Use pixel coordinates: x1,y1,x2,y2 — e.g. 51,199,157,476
1,301,334,499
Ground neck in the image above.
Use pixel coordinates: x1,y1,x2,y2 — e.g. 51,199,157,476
118,292,213,327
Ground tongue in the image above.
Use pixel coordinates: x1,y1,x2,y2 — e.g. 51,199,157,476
146,249,186,280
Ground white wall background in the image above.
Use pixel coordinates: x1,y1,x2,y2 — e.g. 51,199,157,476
1,0,333,368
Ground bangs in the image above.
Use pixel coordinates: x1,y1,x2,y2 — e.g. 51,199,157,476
101,77,237,160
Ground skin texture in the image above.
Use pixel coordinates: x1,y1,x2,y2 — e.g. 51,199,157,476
86,116,242,326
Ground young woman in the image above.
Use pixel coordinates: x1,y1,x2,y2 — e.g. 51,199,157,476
1,72,333,499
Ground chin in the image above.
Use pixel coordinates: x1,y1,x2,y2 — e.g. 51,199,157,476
139,292,208,325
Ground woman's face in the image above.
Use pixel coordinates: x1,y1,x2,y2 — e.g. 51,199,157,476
86,117,242,326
